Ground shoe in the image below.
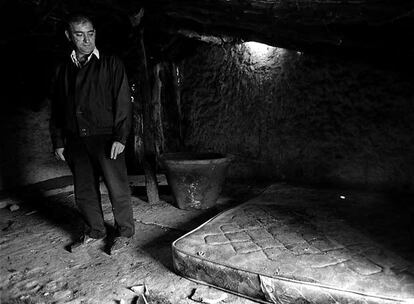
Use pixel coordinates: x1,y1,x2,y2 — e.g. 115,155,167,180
70,235,105,253
110,236,132,255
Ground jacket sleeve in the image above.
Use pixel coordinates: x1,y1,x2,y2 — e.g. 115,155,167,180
49,65,65,149
111,56,132,145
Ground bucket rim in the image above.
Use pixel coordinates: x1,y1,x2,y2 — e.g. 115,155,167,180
160,152,233,165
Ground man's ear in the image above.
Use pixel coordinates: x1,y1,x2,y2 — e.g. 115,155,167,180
65,30,71,41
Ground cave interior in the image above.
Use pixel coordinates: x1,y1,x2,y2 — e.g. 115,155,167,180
0,1,414,303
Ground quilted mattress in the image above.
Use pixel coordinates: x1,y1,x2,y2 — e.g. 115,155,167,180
172,185,414,303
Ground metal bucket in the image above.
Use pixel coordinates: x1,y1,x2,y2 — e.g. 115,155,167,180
161,152,232,210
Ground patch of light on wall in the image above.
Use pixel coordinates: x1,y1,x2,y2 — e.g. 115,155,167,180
244,42,274,57
242,41,286,65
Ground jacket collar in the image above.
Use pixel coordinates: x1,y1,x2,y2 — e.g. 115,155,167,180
70,48,100,68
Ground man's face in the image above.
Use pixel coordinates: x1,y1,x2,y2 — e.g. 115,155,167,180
65,21,96,57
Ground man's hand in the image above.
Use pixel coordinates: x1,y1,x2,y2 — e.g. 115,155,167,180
55,148,66,161
110,141,125,160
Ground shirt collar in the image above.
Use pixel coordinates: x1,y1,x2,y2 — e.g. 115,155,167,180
70,48,100,67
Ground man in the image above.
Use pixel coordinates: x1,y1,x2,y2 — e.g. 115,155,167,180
49,13,134,254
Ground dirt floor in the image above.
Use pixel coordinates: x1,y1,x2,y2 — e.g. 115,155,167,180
0,176,268,304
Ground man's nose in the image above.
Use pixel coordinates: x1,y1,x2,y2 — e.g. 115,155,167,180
83,35,90,43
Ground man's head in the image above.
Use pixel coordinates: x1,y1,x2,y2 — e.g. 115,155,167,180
65,13,96,58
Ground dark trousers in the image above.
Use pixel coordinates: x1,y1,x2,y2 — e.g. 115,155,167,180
65,134,134,238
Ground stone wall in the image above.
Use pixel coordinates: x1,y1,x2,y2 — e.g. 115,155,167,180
0,105,71,190
179,43,414,191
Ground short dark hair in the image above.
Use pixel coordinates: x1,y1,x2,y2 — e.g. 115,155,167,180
66,12,95,31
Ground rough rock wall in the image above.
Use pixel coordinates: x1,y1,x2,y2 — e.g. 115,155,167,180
180,44,414,191
0,105,70,190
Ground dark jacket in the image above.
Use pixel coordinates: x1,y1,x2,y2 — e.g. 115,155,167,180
49,53,131,149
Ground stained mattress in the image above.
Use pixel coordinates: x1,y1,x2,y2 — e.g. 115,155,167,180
172,185,414,303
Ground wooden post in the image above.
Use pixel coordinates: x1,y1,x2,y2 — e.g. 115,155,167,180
130,83,144,173
171,62,184,147
155,62,183,152
138,26,160,204
152,63,165,155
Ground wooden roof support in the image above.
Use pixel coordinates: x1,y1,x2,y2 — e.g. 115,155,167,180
144,0,414,54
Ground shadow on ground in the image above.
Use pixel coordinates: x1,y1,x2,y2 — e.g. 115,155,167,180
134,179,271,272
2,176,81,245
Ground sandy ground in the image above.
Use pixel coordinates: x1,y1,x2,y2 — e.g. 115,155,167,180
0,176,268,304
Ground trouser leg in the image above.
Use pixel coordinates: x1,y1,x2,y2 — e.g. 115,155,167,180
65,136,106,239
84,135,134,238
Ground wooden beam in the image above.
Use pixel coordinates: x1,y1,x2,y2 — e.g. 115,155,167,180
138,26,161,204
144,0,414,54
152,63,165,155
171,62,184,148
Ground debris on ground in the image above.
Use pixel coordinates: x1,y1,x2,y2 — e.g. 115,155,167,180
9,204,20,212
130,284,148,295
53,289,73,302
190,286,228,304
0,199,12,209
25,210,37,215
130,284,149,304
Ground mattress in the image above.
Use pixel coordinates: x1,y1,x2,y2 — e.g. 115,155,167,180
172,185,414,303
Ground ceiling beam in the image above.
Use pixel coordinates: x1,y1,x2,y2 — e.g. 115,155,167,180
143,0,414,55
